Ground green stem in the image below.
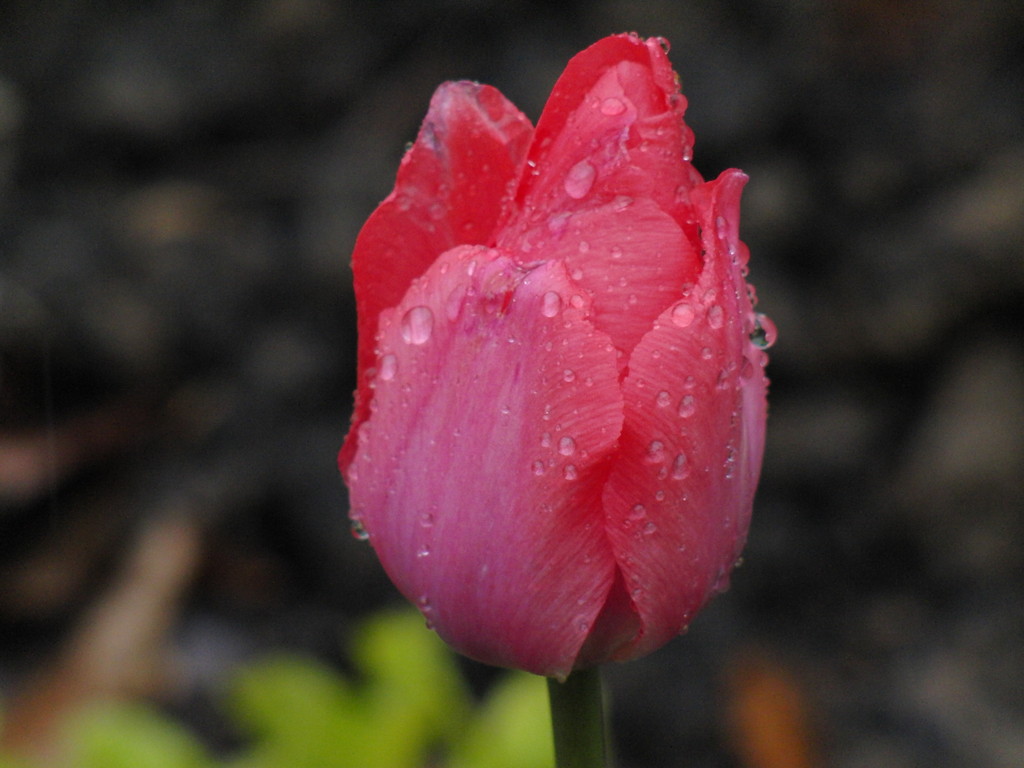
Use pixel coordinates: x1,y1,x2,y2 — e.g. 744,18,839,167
547,667,607,768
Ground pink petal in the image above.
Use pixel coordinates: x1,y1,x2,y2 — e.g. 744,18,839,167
502,33,701,234
341,82,533,471
514,198,697,375
497,34,702,362
345,244,624,679
600,169,768,662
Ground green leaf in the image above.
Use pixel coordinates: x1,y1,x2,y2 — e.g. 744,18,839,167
448,673,552,768
67,702,215,768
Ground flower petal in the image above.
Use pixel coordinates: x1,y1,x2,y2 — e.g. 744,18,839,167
346,244,624,678
518,198,697,374
341,82,533,471
508,34,696,229
497,34,702,360
600,169,768,661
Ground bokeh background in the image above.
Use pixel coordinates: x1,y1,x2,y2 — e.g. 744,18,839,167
1,1,1021,766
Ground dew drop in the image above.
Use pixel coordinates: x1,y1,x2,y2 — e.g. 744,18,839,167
532,460,546,476
570,294,585,309
707,304,724,329
563,464,578,481
629,503,647,520
645,440,666,464
643,521,658,535
701,347,713,361
444,285,465,321
350,519,369,541
548,212,570,236
540,432,552,448
678,394,696,418
740,356,755,381
656,390,672,408
563,369,576,383
378,353,397,381
419,512,435,528
749,312,777,349
600,96,626,116
558,436,577,456
671,453,690,480
564,159,596,199
610,246,623,259
541,291,562,318
400,306,434,345
671,302,695,328
723,445,738,480
417,545,431,558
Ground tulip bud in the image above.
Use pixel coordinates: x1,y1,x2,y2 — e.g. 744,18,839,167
340,33,771,680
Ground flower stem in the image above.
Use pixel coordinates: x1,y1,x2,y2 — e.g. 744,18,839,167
547,667,607,768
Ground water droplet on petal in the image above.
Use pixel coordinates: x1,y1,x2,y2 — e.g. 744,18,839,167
548,212,570,236
563,464,578,481
532,460,546,476
749,312,777,349
740,356,755,381
678,394,696,418
671,453,690,480
558,436,576,456
600,97,626,116
541,290,562,318
401,306,434,345
645,440,666,464
419,512,435,528
350,519,369,541
671,302,695,328
417,545,431,558
656,390,672,408
378,353,397,381
629,504,647,520
445,285,465,321
563,369,576,383
564,159,596,199
707,304,724,329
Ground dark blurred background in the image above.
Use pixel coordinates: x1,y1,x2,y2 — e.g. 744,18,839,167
1,1,1021,766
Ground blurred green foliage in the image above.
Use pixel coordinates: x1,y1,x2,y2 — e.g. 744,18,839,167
1,610,553,768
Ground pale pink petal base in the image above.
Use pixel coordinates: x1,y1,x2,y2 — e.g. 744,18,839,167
346,244,626,678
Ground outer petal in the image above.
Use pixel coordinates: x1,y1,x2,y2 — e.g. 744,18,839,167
497,34,703,360
341,82,533,470
346,244,624,679
599,169,768,662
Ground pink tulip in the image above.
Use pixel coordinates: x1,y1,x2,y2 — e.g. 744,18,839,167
340,33,772,680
